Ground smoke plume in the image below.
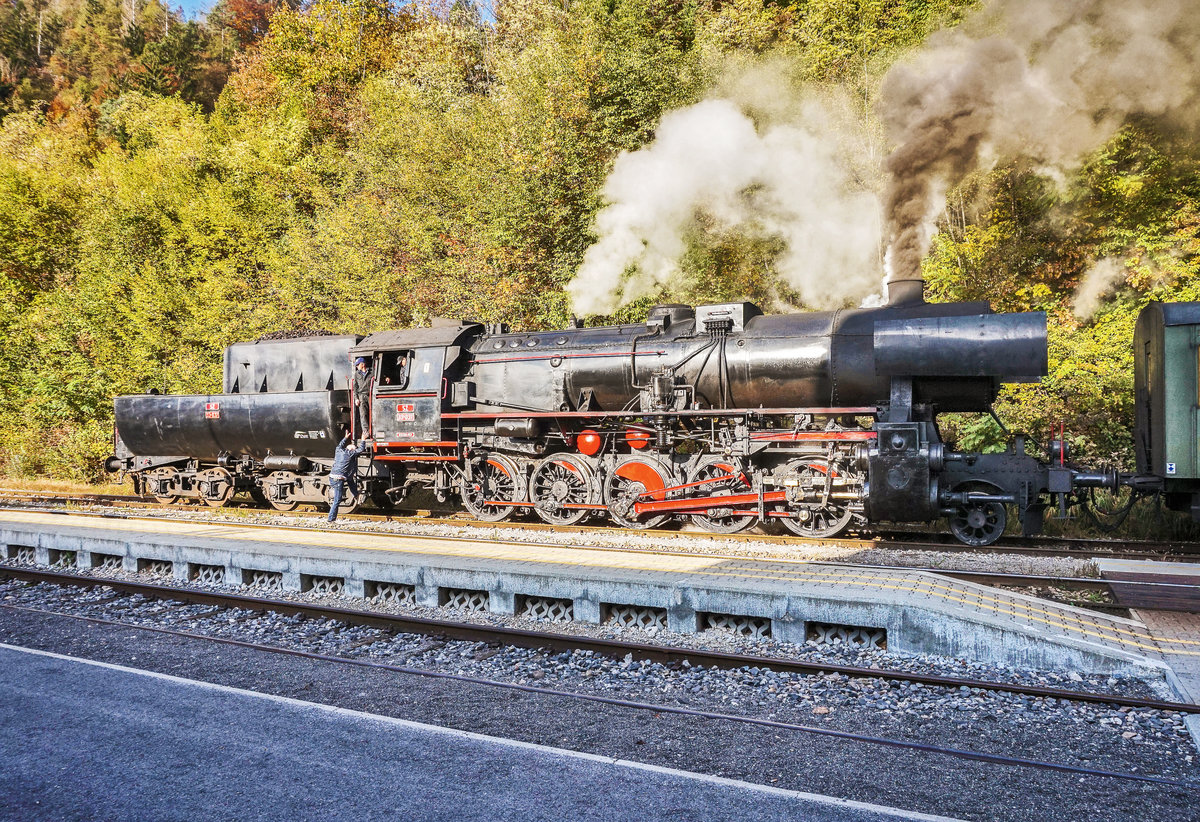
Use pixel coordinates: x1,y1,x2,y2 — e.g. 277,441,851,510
566,84,883,316
882,0,1200,284
567,0,1200,315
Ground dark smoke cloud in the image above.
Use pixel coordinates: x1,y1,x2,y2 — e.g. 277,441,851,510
881,0,1200,284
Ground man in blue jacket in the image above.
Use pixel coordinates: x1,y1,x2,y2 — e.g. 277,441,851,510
328,431,367,523
352,357,372,440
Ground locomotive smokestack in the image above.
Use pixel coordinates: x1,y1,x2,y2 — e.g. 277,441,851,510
885,277,924,306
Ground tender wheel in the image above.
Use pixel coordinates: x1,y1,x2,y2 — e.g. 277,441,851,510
326,481,361,516
198,467,234,508
460,455,525,522
264,471,300,512
148,467,180,505
604,455,673,529
777,459,855,539
689,458,756,533
949,502,1007,546
529,454,596,525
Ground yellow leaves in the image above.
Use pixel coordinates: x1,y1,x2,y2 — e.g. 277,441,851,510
259,0,410,92
495,0,571,52
1111,174,1144,201
698,0,793,56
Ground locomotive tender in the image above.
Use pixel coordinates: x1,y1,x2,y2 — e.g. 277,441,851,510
106,281,1199,546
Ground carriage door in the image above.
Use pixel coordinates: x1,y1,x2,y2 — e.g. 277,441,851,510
372,348,444,442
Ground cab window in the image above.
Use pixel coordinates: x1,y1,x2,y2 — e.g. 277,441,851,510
378,351,411,389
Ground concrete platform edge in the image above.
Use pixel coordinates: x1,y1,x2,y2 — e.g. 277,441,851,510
0,520,1178,683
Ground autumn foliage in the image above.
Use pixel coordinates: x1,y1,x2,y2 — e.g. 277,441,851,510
0,0,1197,487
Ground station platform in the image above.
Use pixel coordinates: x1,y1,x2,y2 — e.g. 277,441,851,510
1096,558,1200,613
0,643,956,822
2,510,1199,698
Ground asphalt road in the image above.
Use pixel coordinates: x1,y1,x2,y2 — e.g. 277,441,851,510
0,643,957,822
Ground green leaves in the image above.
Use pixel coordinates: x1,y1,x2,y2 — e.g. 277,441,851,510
925,124,1200,467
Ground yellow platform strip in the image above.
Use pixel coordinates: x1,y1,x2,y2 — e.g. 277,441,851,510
3,511,1197,658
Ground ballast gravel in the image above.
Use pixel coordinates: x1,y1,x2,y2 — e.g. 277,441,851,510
0,576,1197,822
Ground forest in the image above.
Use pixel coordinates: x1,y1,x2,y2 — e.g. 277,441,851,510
0,0,1197,481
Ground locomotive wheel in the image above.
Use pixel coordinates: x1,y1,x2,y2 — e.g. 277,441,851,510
460,454,524,522
689,458,756,533
949,502,1007,547
604,455,673,529
777,459,855,539
265,471,300,512
529,454,595,525
199,467,234,508
148,467,180,505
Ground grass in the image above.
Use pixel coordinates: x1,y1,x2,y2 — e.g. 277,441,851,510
0,476,129,496
1040,489,1200,542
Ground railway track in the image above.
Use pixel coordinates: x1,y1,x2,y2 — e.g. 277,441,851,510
5,588,1197,813
2,487,1197,563
1,566,1196,716
7,490,1200,611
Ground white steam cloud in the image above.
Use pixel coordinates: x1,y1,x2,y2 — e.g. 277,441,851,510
567,0,1200,316
567,88,883,315
1072,257,1129,320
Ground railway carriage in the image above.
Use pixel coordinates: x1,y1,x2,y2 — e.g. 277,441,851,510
106,284,1200,546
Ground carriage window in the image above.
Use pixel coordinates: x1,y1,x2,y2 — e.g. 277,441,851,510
378,351,412,389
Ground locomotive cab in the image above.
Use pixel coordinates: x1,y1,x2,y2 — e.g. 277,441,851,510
350,321,481,445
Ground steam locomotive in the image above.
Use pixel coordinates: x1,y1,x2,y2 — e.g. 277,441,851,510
105,278,1200,546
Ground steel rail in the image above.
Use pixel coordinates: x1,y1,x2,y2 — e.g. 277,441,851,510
3,488,1197,561
1,566,1195,715
0,602,1193,789
0,491,1187,567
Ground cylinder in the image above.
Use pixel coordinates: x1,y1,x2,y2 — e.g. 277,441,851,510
495,418,542,439
263,455,310,472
